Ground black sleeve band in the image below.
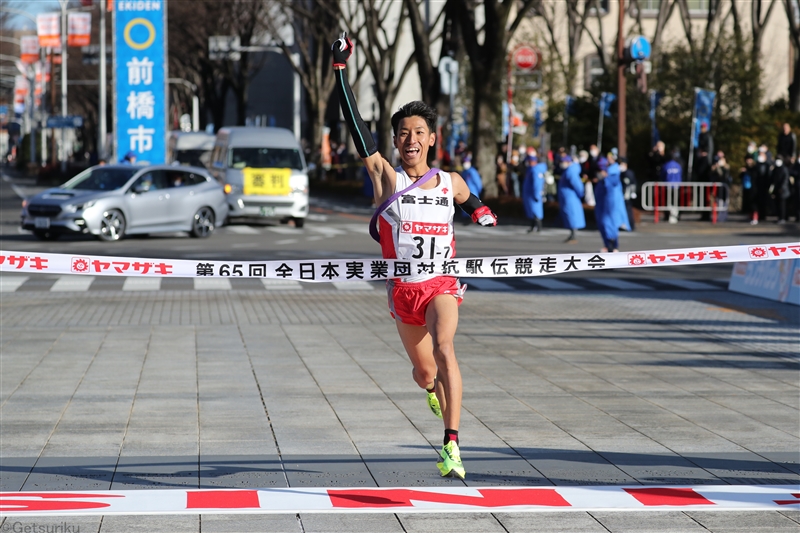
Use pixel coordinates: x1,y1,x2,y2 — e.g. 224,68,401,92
458,193,483,216
335,69,378,159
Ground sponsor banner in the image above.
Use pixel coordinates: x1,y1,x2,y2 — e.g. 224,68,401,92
20,35,40,64
0,486,797,516
113,0,167,163
36,13,61,48
729,258,800,306
0,243,797,282
68,12,92,47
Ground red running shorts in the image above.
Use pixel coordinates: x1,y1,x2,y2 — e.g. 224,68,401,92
386,276,464,326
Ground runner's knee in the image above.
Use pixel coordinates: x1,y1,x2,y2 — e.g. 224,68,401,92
412,366,436,388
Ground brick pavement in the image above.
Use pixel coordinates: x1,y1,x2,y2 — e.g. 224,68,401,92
0,286,798,532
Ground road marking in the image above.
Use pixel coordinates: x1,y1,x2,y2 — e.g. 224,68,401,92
331,281,374,291
658,278,721,291
224,225,261,235
520,278,582,290
0,276,28,292
466,278,514,291
122,278,161,291
50,276,95,292
261,279,302,290
267,227,302,234
0,485,795,516
308,226,347,236
194,278,232,290
585,278,653,290
275,239,298,245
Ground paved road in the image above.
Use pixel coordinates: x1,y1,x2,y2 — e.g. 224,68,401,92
1,167,799,531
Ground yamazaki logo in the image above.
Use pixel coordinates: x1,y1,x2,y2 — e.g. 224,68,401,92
400,221,449,235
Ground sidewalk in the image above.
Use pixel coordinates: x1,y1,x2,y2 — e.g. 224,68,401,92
0,284,797,531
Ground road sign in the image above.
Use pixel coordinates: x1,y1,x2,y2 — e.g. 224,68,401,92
114,0,167,163
438,56,458,95
47,115,84,128
627,36,651,61
209,36,241,61
512,45,540,72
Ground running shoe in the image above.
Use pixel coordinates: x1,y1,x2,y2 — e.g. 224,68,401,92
427,391,443,419
437,441,465,479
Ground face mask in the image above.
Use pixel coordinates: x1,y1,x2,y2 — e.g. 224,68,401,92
620,165,627,172
462,161,471,170
590,150,599,158
758,155,766,163
747,144,756,152
579,155,588,163
776,159,783,167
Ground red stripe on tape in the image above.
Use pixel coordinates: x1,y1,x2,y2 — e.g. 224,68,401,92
624,488,714,506
328,488,570,509
186,490,260,509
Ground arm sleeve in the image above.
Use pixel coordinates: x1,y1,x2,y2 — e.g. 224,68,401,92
334,69,378,159
457,193,484,215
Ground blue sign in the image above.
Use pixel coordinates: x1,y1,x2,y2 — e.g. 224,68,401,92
692,89,715,148
649,91,663,144
599,92,616,118
729,259,800,306
114,1,167,164
0,105,7,117
629,36,651,61
47,115,84,129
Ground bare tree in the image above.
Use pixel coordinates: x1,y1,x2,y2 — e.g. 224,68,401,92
629,0,676,65
262,0,343,172
785,0,800,111
537,0,590,97
451,0,538,196
346,0,418,158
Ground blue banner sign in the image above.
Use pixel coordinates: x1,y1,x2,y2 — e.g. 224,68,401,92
692,89,715,148
113,0,167,164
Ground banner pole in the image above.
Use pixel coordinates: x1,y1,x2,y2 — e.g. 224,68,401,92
687,87,699,181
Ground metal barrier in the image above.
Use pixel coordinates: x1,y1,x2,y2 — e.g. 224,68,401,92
641,182,730,224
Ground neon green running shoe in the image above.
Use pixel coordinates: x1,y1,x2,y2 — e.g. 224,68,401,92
437,441,465,479
427,391,443,419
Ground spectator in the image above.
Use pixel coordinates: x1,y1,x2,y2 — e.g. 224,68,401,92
754,147,773,222
552,146,567,178
648,141,667,181
791,156,800,222
522,154,545,233
496,154,508,195
694,121,714,182
619,157,637,231
508,150,521,198
703,150,732,221
777,123,797,163
746,141,758,162
557,155,585,243
461,154,483,197
119,151,137,164
771,156,791,224
758,143,774,165
740,156,758,225
661,149,683,182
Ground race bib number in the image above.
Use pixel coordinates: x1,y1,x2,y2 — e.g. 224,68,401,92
243,168,291,196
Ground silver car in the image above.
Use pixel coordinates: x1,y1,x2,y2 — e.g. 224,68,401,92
20,164,229,241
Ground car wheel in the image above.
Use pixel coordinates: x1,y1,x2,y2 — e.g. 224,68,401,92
191,206,215,238
292,217,305,228
33,230,60,241
98,209,126,242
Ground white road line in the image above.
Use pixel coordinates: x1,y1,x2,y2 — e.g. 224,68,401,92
194,278,232,290
657,278,721,291
308,226,347,236
275,239,298,245
261,279,303,290
224,225,261,234
520,278,582,290
465,278,514,291
0,276,28,292
585,278,653,290
50,276,95,292
340,224,371,235
267,226,303,234
306,213,328,222
331,281,375,291
122,278,162,291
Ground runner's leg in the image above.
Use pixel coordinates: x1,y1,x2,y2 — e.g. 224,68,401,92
395,320,445,414
424,294,461,431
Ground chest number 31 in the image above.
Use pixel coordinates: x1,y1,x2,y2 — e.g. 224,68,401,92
411,236,451,259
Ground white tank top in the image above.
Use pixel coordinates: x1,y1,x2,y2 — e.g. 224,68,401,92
378,167,456,283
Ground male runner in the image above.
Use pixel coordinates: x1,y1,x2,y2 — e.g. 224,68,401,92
332,33,497,479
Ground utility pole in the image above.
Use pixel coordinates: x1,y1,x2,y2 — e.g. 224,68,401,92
617,0,627,158
58,0,68,172
99,0,107,159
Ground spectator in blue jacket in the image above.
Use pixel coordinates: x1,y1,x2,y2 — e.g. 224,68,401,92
461,153,483,197
522,154,546,233
557,155,585,243
661,149,683,182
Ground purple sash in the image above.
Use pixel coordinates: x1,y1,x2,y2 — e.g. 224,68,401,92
368,167,440,242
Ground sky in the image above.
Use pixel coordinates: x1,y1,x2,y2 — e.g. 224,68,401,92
4,1,69,30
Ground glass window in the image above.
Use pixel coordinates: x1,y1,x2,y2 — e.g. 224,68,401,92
584,54,605,90
165,171,206,187
639,0,661,11
173,149,211,168
687,0,709,11
586,0,610,14
62,167,137,191
131,170,169,192
228,147,304,170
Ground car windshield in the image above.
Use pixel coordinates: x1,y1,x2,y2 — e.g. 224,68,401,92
229,148,303,170
62,167,138,191
174,149,210,168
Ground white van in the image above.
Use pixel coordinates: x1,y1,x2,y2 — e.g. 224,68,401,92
208,127,308,227
166,131,216,168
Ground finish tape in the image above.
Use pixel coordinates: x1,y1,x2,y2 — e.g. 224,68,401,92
0,485,798,515
0,242,797,282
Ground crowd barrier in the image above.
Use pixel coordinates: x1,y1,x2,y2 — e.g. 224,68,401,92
641,182,730,224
